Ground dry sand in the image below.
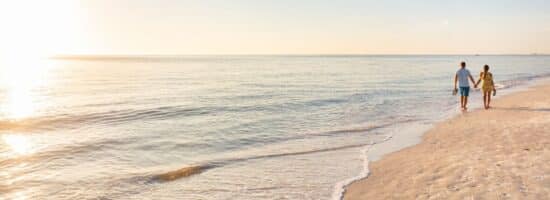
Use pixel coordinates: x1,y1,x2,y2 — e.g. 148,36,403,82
344,82,550,200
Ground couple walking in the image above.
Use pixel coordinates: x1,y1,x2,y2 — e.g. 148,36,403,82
453,61,496,110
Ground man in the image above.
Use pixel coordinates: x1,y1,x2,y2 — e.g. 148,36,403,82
454,61,477,110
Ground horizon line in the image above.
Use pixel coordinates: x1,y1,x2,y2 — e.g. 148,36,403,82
52,53,549,58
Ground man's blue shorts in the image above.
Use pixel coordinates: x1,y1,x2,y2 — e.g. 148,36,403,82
459,86,470,97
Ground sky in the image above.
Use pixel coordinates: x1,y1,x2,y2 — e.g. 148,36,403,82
1,0,550,56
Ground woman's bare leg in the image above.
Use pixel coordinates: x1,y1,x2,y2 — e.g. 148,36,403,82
483,92,489,109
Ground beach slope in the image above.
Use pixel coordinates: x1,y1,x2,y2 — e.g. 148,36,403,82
344,82,550,199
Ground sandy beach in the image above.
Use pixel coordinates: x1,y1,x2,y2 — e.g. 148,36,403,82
344,81,550,199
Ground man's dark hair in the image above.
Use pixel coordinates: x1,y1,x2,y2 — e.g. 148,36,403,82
484,65,490,71
460,62,466,67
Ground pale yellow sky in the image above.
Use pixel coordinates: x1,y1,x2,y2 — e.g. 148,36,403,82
1,0,549,56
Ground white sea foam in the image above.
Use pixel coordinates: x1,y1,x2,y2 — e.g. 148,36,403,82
331,145,372,200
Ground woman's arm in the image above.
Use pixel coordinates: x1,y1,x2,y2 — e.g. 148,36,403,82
475,72,483,87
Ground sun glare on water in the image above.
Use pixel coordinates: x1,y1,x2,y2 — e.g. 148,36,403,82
0,56,56,120
2,134,34,155
0,1,79,120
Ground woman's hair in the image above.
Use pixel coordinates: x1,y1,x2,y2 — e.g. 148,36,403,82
484,65,490,71
482,65,490,79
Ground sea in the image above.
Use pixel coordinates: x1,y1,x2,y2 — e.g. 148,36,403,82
1,55,549,200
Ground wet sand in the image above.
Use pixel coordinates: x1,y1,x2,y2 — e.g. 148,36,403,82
344,82,550,199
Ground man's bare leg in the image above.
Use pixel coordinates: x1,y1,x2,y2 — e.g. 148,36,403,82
463,96,468,110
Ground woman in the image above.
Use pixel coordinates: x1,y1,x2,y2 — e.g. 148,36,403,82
475,65,496,109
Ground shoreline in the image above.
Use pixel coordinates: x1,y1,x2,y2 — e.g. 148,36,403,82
342,79,550,199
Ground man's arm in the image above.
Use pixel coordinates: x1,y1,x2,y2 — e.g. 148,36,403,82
469,74,476,88
454,74,458,89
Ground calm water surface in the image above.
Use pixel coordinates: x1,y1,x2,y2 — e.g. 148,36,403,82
1,55,549,199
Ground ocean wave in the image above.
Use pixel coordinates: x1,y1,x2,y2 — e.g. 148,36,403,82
0,95,358,132
149,142,374,183
0,138,131,168
147,118,419,183
152,165,212,182
0,106,215,131
497,72,550,89
0,116,418,173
